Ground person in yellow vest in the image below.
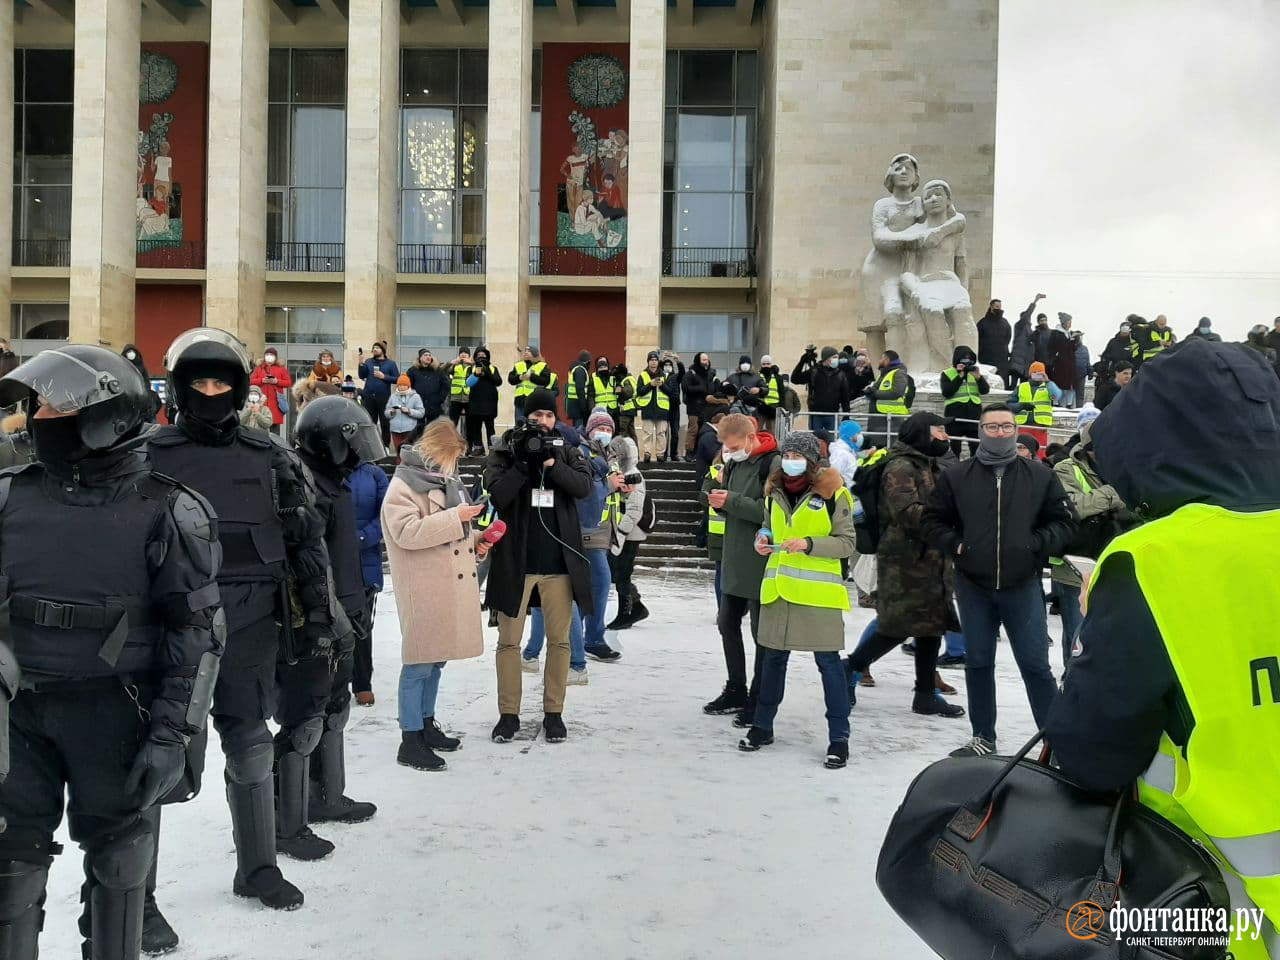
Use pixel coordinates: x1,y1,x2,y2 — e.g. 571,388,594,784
865,350,910,449
1045,338,1280,958
445,347,472,431
738,431,857,769
565,350,595,430
757,355,785,435
507,344,553,424
940,345,990,458
615,362,638,445
636,350,677,462
590,356,619,429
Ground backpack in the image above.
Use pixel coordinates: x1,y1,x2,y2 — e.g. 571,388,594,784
850,447,890,554
637,490,658,533
781,384,802,415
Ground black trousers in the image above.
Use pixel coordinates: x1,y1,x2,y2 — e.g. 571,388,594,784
949,415,979,459
352,587,378,694
362,393,390,447
717,593,763,704
849,631,941,696
448,400,468,430
465,413,496,452
610,540,640,609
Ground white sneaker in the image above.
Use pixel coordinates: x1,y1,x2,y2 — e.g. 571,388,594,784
566,667,589,686
521,657,540,674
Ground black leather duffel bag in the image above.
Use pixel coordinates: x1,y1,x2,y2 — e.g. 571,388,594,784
876,732,1230,959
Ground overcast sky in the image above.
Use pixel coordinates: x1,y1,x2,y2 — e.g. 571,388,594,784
992,0,1280,347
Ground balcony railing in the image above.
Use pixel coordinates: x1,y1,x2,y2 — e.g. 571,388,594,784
13,238,71,268
137,240,206,269
663,247,756,279
267,242,345,273
528,246,626,277
397,243,486,275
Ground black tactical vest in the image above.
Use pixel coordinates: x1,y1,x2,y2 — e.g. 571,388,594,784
315,471,364,621
0,467,168,680
148,426,287,585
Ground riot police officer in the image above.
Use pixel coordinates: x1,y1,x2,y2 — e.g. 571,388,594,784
0,346,224,960
287,396,381,829
145,329,343,941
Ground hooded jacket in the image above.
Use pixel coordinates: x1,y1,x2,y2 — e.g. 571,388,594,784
1009,315,1034,376
940,345,990,416
791,357,851,413
977,308,1012,370
682,363,715,417
1046,338,1280,791
407,360,449,421
465,351,504,418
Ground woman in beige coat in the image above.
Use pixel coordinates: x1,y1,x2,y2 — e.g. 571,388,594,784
382,420,489,771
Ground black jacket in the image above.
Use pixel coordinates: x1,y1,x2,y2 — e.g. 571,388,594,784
694,421,721,483
1046,338,1280,791
939,346,990,416
923,455,1076,591
720,370,767,411
790,359,851,413
842,362,875,398
465,361,504,418
976,310,1012,370
682,365,714,417
482,430,593,618
1100,335,1134,373
407,364,449,421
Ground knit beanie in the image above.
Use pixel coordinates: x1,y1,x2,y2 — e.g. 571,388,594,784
1028,361,1048,379
1016,433,1041,457
522,388,557,418
820,346,838,361
647,350,661,362
780,431,821,465
396,374,411,388
586,410,615,437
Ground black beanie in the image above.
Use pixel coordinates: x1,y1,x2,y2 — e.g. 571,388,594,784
820,346,838,361
523,388,557,418
738,354,752,366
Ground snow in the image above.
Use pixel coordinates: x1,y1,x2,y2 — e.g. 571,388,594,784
42,572,1052,960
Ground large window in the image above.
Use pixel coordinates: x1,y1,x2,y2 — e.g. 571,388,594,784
12,50,74,267
10,303,70,359
396,309,486,368
529,49,542,253
663,51,758,276
660,313,754,377
398,50,487,271
267,50,347,269
264,306,345,376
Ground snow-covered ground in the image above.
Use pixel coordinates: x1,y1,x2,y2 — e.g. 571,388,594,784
44,572,1050,959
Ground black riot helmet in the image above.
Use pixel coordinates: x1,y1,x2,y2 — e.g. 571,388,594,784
164,327,252,412
294,395,383,469
0,344,154,453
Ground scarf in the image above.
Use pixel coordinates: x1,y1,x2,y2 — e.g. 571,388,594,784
782,473,811,496
976,432,1018,469
394,445,465,507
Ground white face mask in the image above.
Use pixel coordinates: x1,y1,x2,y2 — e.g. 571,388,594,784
265,355,277,365
248,394,263,405
592,431,612,445
781,459,807,477
739,363,751,373
124,350,137,361
724,447,749,463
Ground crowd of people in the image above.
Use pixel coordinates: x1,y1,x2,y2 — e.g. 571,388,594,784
0,306,1277,959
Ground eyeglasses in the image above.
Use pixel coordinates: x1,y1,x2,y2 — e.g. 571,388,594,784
980,422,1017,435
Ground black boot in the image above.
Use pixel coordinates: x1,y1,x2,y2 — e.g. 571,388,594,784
629,600,650,625
0,859,47,957
396,730,446,771
276,751,334,862
912,691,966,718
542,713,567,743
703,682,747,715
225,742,303,910
139,807,178,956
605,596,634,631
421,718,461,752
87,822,151,960
310,723,377,824
491,714,520,743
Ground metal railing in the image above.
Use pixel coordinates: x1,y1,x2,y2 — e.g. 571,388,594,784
528,245,626,277
267,242,345,273
663,247,756,279
137,240,205,269
396,243,485,275
12,238,71,268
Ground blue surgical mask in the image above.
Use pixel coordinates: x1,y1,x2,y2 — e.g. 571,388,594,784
592,431,612,445
854,433,865,449
781,459,808,477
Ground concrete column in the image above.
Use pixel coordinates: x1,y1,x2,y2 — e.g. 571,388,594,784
0,4,13,328
343,0,396,375
625,0,666,372
484,0,531,398
206,0,270,351
69,0,140,349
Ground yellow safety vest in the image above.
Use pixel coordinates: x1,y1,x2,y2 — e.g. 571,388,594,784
942,368,982,408
706,463,725,537
620,375,639,414
1143,327,1174,361
874,369,909,416
1016,381,1053,425
592,373,617,411
636,371,671,413
566,365,587,402
760,494,850,611
762,374,781,410
601,491,621,528
474,480,494,531
1049,462,1095,570
513,360,549,400
1091,505,1280,953
449,361,471,399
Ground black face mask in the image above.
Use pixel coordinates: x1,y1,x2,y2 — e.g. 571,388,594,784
927,437,951,457
186,390,237,425
31,415,85,465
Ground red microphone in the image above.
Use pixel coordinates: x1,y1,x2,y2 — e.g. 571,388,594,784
480,519,507,546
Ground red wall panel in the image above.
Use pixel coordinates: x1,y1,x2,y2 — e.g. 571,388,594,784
135,285,203,372
539,291,626,414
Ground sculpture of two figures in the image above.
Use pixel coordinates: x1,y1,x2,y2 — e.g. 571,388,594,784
861,154,978,372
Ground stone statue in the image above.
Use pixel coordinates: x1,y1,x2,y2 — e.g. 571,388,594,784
900,179,977,372
860,154,968,369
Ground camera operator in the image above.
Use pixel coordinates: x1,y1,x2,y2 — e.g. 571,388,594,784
482,389,594,744
720,354,767,419
940,345,990,458
791,345,851,433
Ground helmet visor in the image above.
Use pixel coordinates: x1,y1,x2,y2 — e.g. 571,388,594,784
164,328,251,374
0,349,137,414
344,419,384,464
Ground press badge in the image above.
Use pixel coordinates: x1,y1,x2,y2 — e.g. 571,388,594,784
532,487,555,508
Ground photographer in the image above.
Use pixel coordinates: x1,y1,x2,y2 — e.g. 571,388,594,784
790,345,850,433
757,356,786,434
482,389,594,744
940,345,990,458
662,351,686,461
720,354,767,419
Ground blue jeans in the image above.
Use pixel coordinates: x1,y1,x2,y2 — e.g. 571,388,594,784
856,617,965,658
1060,388,1077,408
955,575,1058,743
753,648,851,742
810,413,836,434
1056,582,1083,670
525,606,587,671
714,561,723,609
398,662,445,731
523,547,610,669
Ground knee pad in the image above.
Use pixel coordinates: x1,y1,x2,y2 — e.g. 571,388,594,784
0,859,49,922
324,698,350,733
282,716,323,756
89,821,153,892
225,740,273,785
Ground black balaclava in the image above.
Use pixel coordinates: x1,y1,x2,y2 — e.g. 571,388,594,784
182,360,241,427
899,413,949,458
30,414,86,466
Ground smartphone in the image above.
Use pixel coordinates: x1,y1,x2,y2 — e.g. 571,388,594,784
1063,555,1097,582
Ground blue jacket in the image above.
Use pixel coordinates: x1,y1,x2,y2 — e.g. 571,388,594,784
346,461,389,589
358,357,400,401
552,422,609,535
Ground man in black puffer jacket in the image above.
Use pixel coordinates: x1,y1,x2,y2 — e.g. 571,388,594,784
791,346,851,433
923,402,1075,759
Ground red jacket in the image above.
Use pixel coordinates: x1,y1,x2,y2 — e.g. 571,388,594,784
249,363,293,425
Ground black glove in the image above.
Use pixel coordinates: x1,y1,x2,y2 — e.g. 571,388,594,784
126,738,186,811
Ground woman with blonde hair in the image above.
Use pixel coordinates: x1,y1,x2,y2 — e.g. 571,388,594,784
381,419,490,770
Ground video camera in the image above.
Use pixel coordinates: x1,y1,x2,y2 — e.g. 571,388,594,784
511,420,565,463
623,471,644,486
